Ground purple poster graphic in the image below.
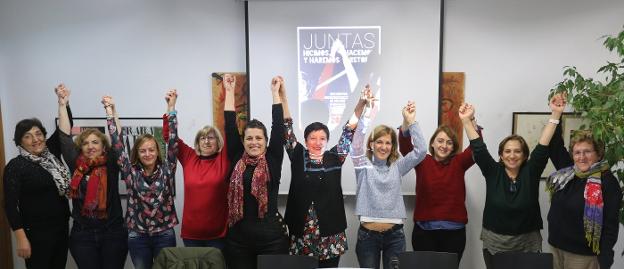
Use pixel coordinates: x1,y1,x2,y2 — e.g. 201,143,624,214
297,26,381,131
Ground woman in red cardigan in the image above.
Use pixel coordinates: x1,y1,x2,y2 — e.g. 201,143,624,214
398,117,479,263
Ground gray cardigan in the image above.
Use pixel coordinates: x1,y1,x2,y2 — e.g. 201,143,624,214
351,114,426,219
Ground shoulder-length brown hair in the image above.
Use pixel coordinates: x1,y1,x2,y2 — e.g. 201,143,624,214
497,134,529,164
131,134,163,166
429,125,460,160
366,125,400,165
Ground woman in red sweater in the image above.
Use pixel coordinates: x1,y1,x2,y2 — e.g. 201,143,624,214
398,119,479,263
162,74,240,249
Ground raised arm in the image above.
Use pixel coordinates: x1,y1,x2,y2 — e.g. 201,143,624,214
55,84,79,168
267,76,285,159
537,93,565,146
223,74,243,159
55,84,71,135
47,84,73,159
460,103,479,140
164,90,180,172
278,77,300,155
549,116,574,169
395,101,427,176
271,76,283,105
103,96,131,177
329,90,368,162
350,88,376,169
460,103,497,177
346,85,370,130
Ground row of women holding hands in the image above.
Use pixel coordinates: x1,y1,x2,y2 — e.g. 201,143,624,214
4,75,621,269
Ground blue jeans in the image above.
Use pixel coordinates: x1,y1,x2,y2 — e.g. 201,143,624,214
128,228,177,269
69,222,128,269
356,224,406,269
183,238,225,250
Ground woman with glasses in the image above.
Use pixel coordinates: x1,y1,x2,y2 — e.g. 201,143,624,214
161,74,240,249
546,100,622,269
461,94,564,268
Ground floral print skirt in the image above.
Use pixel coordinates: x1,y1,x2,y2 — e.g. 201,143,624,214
289,203,348,260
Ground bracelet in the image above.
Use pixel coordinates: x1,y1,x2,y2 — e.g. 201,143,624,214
548,118,560,125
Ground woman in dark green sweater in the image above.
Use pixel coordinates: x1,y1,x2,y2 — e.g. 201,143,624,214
460,94,565,268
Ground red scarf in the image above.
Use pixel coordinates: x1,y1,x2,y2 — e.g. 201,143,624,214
69,155,108,219
227,152,270,227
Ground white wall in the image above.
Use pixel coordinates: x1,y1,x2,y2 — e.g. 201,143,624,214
444,0,624,268
2,0,623,268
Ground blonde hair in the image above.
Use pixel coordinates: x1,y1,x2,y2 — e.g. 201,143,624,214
194,125,224,155
130,134,163,166
366,125,400,165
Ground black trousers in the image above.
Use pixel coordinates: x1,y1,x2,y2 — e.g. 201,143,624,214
24,224,69,269
411,224,466,263
225,214,289,269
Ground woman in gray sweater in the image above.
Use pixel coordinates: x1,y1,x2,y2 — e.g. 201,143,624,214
351,87,426,269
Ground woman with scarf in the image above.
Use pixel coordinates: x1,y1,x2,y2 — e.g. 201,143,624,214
547,99,622,269
3,85,72,268
224,76,289,269
102,93,179,269
461,94,563,268
57,85,128,268
281,81,367,268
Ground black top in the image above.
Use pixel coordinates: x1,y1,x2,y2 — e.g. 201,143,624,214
547,122,622,269
471,137,548,235
229,104,284,220
3,107,74,231
59,131,124,229
3,155,70,230
285,143,347,237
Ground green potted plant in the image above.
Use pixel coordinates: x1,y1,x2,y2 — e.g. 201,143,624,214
550,26,624,226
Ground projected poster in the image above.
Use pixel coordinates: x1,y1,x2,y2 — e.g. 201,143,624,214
297,26,381,131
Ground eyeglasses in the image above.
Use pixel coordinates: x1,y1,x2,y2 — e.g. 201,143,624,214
572,150,595,157
199,136,217,142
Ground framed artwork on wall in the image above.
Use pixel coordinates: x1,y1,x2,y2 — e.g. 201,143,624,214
512,112,585,179
57,117,165,197
212,72,249,137
440,72,465,148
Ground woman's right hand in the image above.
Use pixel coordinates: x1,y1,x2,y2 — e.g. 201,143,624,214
458,103,475,122
16,232,31,259
55,83,70,105
549,93,566,114
402,101,416,125
271,76,284,94
223,74,236,93
165,89,177,111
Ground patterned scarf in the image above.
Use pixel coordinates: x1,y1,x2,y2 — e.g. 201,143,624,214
227,152,270,227
547,160,609,254
69,154,108,219
18,146,71,196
